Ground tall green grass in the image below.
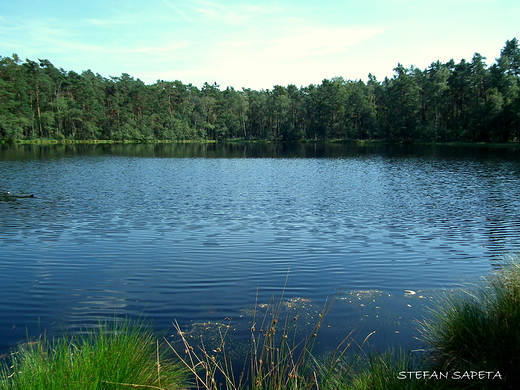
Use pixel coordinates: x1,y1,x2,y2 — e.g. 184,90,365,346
421,259,520,389
0,319,188,390
335,349,428,390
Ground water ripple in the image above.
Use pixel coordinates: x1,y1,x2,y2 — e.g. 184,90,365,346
1,147,520,353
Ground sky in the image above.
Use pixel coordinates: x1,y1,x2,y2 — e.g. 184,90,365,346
1,0,519,90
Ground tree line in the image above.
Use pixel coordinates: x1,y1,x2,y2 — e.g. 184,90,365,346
1,39,519,143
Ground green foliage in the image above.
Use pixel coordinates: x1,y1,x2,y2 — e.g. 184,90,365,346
0,38,520,142
0,319,188,390
1,39,520,143
333,349,427,390
421,259,520,389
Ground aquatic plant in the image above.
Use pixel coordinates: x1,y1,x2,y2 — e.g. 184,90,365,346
0,319,188,390
167,281,377,390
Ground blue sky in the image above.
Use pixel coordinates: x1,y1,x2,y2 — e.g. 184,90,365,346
1,0,519,90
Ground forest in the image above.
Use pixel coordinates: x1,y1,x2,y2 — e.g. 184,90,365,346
1,39,519,143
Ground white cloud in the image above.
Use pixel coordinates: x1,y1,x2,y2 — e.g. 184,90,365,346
147,26,382,89
110,42,190,55
264,28,383,59
191,0,282,26
159,0,195,22
87,18,133,27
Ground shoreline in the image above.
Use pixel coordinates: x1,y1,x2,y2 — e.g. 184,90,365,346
2,138,519,148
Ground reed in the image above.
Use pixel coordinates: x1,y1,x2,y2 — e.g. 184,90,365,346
0,319,188,390
167,282,375,390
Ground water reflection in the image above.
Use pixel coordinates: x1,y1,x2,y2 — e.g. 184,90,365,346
2,141,520,160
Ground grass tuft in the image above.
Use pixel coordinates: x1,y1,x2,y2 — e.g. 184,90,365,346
0,319,188,390
420,258,520,389
336,348,427,390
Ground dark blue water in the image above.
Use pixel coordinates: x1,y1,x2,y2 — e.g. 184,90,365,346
1,142,520,355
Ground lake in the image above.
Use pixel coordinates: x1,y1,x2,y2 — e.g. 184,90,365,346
1,142,520,356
